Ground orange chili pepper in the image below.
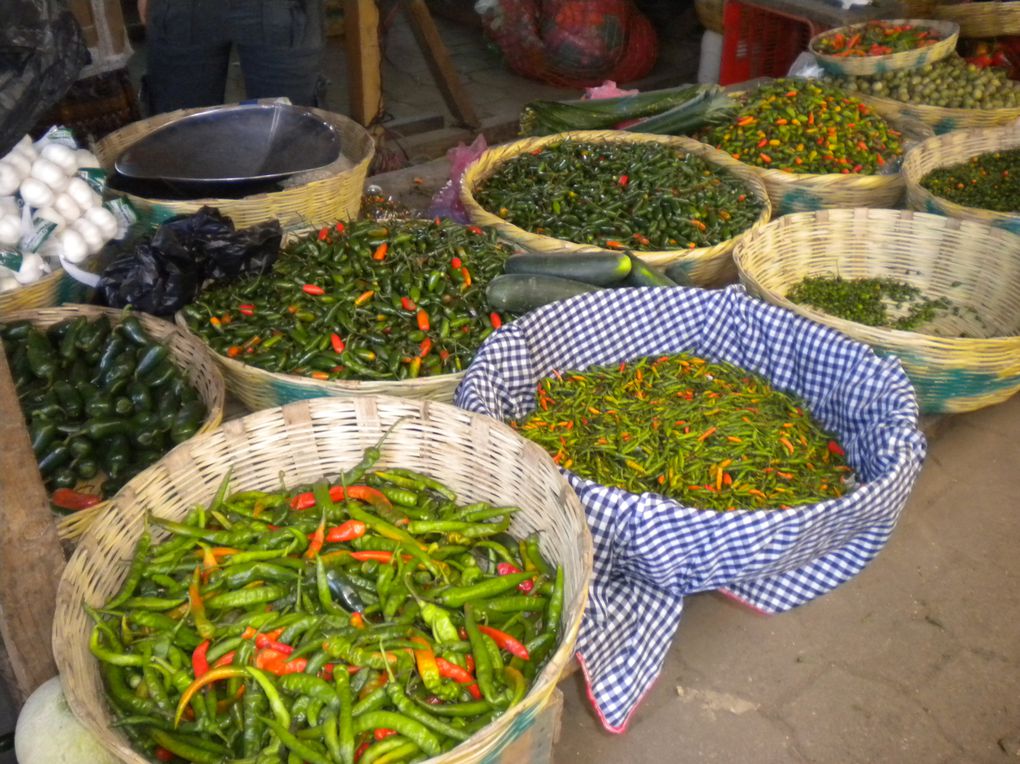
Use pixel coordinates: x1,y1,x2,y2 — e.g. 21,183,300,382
305,515,326,559
302,284,326,296
355,290,374,306
330,333,345,354
416,308,430,332
489,312,503,330
372,242,388,261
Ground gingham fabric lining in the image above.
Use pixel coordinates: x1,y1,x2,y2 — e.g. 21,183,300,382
454,286,926,732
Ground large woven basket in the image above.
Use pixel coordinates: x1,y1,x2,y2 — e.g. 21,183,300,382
902,121,1020,233
53,395,593,764
459,130,772,287
733,208,1020,413
934,1,1020,38
0,304,226,540
95,104,375,231
173,313,466,411
853,89,1020,135
810,19,959,77
0,269,92,319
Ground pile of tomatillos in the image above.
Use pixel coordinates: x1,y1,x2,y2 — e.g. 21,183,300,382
472,139,764,252
1,314,206,501
183,219,513,382
89,450,563,764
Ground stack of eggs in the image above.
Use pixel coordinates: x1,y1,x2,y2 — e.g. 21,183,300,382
0,133,119,293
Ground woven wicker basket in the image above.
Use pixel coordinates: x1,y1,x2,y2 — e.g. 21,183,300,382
0,304,226,540
733,208,1020,413
173,313,466,411
0,269,92,319
459,130,772,288
934,1,1020,38
95,105,375,231
853,89,1020,135
53,395,592,764
902,121,1020,232
810,19,959,77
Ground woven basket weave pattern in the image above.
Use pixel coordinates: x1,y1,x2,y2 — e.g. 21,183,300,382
854,90,1020,135
53,396,592,763
0,270,92,318
0,304,226,540
810,19,959,77
902,122,1020,233
459,130,773,287
934,1,1020,38
733,208,1020,413
95,105,375,231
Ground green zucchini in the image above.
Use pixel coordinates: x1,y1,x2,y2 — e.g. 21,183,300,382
622,255,679,288
486,274,602,314
503,252,631,286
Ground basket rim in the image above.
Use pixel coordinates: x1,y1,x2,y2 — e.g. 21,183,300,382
810,18,959,75
733,208,1020,349
459,129,773,266
53,395,594,764
901,123,1020,222
854,89,1020,121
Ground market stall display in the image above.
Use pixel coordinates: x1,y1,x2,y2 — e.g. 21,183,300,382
54,395,592,763
178,218,514,409
460,131,771,287
700,78,930,213
809,19,959,77
95,105,375,231
734,208,1020,413
0,304,225,540
902,122,1020,232
455,286,925,731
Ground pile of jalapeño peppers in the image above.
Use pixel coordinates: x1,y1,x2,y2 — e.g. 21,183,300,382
89,441,563,764
182,219,513,383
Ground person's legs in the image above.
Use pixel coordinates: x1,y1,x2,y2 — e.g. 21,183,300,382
144,0,233,114
233,0,327,106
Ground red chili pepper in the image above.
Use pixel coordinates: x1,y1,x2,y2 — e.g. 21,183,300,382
238,303,255,317
416,308,430,332
374,728,398,741
605,240,625,249
213,650,236,668
477,625,530,660
355,740,371,761
489,312,503,330
827,440,846,457
451,256,463,269
302,284,326,296
192,640,211,678
401,296,416,311
436,657,483,699
154,747,175,762
50,487,102,511
291,485,393,511
254,634,294,655
330,333,345,354
467,225,484,235
618,175,629,187
420,338,432,358
372,242,388,261
255,648,306,675
325,519,367,543
318,228,329,241
350,550,396,563
305,516,326,559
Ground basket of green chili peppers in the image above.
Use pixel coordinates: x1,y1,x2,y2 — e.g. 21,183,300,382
902,121,1020,233
734,207,1020,413
459,130,772,288
177,218,516,411
54,395,591,764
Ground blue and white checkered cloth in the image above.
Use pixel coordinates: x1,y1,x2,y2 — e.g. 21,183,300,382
454,286,926,732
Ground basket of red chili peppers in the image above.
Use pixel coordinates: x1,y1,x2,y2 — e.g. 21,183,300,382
810,19,959,77
455,285,925,732
54,395,592,763
177,217,515,410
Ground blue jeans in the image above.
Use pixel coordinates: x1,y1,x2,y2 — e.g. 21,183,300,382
144,0,326,114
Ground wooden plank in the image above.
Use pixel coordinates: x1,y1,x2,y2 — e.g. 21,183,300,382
343,0,383,127
0,342,63,707
400,0,481,129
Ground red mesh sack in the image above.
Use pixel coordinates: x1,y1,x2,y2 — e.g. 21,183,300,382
606,10,658,84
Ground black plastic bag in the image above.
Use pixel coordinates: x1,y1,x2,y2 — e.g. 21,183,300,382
0,0,89,156
98,207,282,316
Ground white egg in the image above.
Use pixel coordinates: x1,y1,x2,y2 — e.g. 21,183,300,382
5,152,31,180
19,177,54,209
36,206,66,230
0,196,19,216
40,143,78,174
84,206,118,239
72,217,104,254
14,252,44,284
30,158,66,189
52,193,82,223
15,143,38,163
75,149,100,169
65,176,98,209
0,163,20,196
58,228,89,263
0,214,21,246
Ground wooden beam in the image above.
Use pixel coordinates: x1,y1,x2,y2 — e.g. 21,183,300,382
0,341,62,707
400,0,481,129
343,0,383,127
